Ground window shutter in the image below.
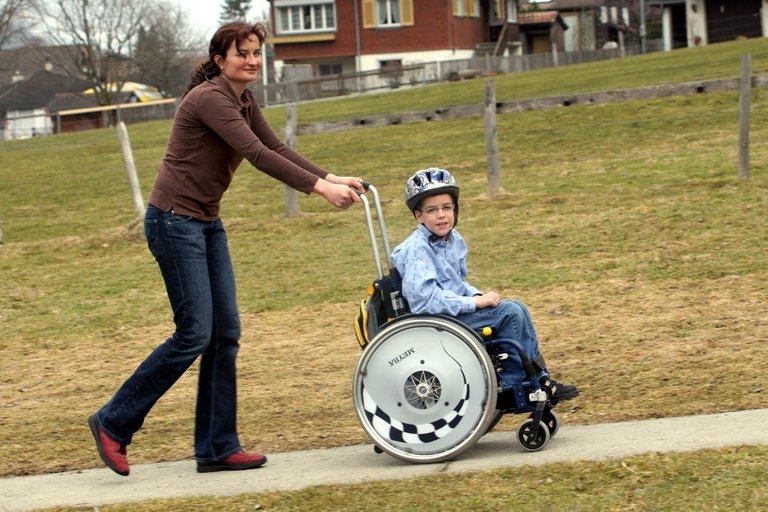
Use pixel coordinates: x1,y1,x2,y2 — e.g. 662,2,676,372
362,0,375,28
400,0,414,26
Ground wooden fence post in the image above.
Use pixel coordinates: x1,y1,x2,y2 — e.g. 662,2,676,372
117,121,145,219
738,54,751,179
551,41,559,67
484,80,501,197
284,103,299,216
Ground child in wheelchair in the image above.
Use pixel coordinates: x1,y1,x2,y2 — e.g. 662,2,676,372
390,167,579,409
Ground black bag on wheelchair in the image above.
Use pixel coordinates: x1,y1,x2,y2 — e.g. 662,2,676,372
354,269,409,349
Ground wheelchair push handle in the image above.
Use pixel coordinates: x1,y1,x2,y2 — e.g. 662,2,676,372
354,180,372,195
356,182,395,280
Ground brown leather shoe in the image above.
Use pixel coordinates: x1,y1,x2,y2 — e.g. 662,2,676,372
88,415,130,476
197,450,267,473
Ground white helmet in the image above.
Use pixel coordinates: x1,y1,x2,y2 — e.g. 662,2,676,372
404,167,460,214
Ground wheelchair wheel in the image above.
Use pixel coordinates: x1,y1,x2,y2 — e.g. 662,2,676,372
516,418,550,452
353,315,498,463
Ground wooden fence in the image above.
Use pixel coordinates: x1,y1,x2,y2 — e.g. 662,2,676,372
295,75,768,136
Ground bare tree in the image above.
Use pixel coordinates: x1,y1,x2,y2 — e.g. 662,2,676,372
220,0,252,24
132,4,206,98
41,0,151,105
0,0,40,49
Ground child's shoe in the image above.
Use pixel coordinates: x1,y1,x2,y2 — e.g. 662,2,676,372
539,376,579,405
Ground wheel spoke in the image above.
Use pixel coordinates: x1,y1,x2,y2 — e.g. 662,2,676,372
404,371,441,409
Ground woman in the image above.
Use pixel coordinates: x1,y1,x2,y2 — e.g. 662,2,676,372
88,22,364,476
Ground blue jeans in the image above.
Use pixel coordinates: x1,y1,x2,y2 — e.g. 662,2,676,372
456,300,545,389
94,204,242,461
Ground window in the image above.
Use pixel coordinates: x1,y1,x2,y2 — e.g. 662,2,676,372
380,59,402,70
362,0,413,28
319,63,343,76
453,0,480,18
377,0,399,25
276,1,336,34
489,0,515,22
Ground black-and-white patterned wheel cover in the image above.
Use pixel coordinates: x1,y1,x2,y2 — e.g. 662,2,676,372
353,316,497,463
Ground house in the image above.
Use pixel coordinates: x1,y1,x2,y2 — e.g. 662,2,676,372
266,0,521,80
649,0,766,51
0,45,91,139
265,0,657,82
517,9,569,53
0,45,87,88
0,68,91,140
518,1,638,52
0,43,172,139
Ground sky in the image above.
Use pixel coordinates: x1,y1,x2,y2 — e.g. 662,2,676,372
177,0,270,39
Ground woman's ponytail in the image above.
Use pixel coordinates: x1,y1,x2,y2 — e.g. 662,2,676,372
185,61,220,97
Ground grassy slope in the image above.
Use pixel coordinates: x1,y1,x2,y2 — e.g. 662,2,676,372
1,38,767,509
279,37,768,125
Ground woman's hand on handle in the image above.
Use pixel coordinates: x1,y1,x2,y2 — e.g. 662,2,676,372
313,177,362,209
325,173,366,193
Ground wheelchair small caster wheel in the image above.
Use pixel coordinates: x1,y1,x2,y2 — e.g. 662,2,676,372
373,445,383,454
517,418,550,452
530,409,559,438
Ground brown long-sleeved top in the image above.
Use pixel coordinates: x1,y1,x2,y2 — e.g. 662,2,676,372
149,76,328,220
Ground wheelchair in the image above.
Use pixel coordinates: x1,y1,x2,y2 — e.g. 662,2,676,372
353,184,561,464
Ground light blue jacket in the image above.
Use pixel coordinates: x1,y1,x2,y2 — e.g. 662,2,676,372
391,224,481,316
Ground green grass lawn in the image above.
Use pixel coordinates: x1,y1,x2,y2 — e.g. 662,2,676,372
268,36,768,126
1,38,767,509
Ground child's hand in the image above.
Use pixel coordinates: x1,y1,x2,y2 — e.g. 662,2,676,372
474,291,501,309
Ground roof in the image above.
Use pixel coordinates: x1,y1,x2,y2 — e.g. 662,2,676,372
0,69,91,115
518,10,568,29
46,92,100,113
518,11,562,25
0,45,86,87
519,0,605,9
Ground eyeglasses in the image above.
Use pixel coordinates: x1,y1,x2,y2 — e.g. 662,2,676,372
420,203,455,216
